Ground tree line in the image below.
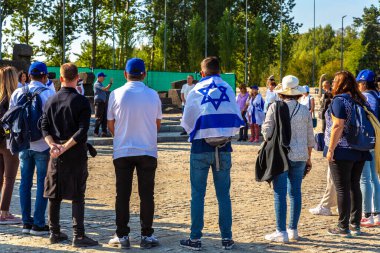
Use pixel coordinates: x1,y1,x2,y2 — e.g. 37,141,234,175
1,0,379,86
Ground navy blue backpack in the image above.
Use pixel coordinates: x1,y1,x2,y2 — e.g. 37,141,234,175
1,86,48,154
334,94,375,151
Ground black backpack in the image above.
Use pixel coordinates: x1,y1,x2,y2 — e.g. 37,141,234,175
1,86,48,154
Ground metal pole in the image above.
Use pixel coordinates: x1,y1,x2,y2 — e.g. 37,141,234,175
163,0,167,71
0,2,3,61
112,0,115,69
341,15,346,71
280,0,283,80
205,0,207,58
312,0,315,87
244,0,248,84
62,0,66,64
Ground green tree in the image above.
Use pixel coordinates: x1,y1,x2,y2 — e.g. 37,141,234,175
75,40,113,69
354,3,380,73
187,14,204,71
217,9,238,72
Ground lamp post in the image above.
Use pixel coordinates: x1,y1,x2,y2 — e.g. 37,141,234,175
280,0,283,80
244,0,248,84
112,0,115,69
341,15,347,71
62,0,66,64
0,1,3,61
205,0,208,58
163,0,167,71
312,0,315,87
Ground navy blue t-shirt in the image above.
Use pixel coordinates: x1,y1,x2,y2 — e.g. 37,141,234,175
323,94,371,161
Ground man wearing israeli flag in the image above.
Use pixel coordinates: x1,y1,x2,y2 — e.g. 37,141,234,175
180,57,244,251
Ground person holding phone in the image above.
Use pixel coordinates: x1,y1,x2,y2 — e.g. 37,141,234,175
93,73,113,137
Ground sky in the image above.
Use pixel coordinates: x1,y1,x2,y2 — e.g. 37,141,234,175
2,0,379,62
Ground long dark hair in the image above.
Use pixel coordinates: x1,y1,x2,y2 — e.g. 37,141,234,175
332,71,366,104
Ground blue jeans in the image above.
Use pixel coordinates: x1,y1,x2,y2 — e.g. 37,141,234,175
273,160,306,231
19,149,49,227
190,152,232,240
360,150,380,213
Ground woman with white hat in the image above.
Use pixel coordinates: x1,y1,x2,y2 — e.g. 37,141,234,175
262,75,315,243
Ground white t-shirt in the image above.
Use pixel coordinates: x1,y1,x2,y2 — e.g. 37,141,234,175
10,81,56,152
107,81,163,159
181,83,195,106
300,95,313,110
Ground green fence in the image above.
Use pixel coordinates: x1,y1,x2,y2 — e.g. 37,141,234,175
47,67,236,92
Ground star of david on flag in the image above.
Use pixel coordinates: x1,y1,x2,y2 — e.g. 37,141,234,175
198,81,230,110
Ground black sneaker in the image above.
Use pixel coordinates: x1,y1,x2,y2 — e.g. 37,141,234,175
49,232,68,244
180,131,187,136
30,225,49,236
72,235,99,247
180,238,201,251
140,235,159,249
222,238,235,250
22,224,32,234
327,227,352,238
349,225,362,236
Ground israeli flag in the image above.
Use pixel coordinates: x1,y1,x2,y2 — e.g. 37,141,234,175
181,75,245,141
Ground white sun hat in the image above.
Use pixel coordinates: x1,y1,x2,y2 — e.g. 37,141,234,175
274,75,306,96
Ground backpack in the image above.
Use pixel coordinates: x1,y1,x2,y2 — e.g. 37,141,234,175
314,132,325,151
0,86,48,154
0,97,9,143
334,95,375,151
366,90,380,120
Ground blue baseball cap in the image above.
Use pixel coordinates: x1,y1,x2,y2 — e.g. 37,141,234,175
29,61,48,76
97,72,107,78
125,58,146,75
356,69,375,82
251,85,259,90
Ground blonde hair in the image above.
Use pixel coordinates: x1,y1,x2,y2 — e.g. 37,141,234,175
0,66,18,102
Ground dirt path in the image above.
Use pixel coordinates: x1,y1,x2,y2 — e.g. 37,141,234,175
0,142,380,252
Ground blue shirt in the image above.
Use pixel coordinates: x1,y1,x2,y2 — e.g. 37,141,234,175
93,81,106,102
323,94,371,161
191,139,232,153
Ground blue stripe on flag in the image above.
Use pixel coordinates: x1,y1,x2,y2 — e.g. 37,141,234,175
189,114,245,141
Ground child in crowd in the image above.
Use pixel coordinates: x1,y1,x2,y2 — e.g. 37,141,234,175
236,84,249,141
264,79,277,113
247,85,265,143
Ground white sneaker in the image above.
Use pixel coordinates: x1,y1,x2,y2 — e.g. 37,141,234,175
309,206,332,216
287,229,299,240
374,214,380,226
109,235,130,249
264,230,289,243
361,215,375,227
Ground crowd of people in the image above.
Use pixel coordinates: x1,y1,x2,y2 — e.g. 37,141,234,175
0,55,379,251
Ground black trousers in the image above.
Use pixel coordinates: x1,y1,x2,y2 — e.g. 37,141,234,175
114,156,157,237
322,119,326,133
94,101,107,134
329,160,365,229
239,111,248,140
48,197,85,237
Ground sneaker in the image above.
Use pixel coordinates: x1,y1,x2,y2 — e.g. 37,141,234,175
100,132,109,137
22,224,32,234
309,206,333,216
141,235,159,249
109,235,130,249
180,238,201,251
361,215,375,227
374,214,380,226
30,225,49,236
264,230,289,243
180,131,187,136
349,225,362,236
222,238,235,250
93,131,99,137
327,227,352,238
49,232,68,244
72,235,99,247
0,214,22,225
287,229,299,241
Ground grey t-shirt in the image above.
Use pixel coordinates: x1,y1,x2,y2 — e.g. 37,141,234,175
94,81,106,102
